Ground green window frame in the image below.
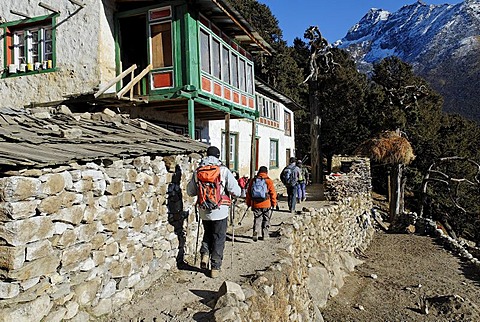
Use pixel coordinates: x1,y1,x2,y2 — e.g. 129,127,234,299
198,15,254,99
221,132,238,170
256,93,280,122
2,14,57,77
270,139,279,168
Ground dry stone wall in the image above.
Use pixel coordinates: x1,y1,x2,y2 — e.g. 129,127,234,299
0,153,201,321
325,157,371,201
214,158,375,321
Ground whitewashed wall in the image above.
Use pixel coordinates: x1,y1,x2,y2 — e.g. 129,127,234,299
0,0,117,108
207,104,296,180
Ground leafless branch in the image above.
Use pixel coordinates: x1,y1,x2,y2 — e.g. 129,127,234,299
419,157,480,218
302,26,338,84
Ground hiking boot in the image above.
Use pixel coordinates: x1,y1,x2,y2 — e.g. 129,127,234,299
210,268,220,278
200,254,209,270
263,228,269,240
252,231,258,242
297,198,301,204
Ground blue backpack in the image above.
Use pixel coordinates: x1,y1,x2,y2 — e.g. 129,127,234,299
250,177,268,201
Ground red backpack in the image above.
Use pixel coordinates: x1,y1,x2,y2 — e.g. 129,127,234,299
195,165,231,210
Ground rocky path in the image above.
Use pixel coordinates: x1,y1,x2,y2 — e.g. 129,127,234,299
101,187,480,322
102,193,305,322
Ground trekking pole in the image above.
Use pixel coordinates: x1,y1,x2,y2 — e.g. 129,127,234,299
194,205,200,266
230,198,236,269
238,206,250,225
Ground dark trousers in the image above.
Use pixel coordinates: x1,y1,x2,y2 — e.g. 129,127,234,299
287,185,297,212
253,207,273,238
200,217,228,270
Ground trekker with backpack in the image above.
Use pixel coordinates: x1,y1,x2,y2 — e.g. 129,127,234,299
246,166,277,241
296,159,310,203
281,157,301,214
238,174,249,198
187,146,241,278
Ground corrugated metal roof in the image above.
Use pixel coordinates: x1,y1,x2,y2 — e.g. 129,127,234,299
254,79,304,112
0,107,207,169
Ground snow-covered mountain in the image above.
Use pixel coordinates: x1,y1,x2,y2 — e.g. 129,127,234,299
336,0,480,122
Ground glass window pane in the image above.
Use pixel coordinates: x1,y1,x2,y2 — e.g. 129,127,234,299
246,64,253,94
284,111,291,136
45,29,52,41
239,59,245,91
200,29,210,73
262,98,268,117
222,46,230,83
231,53,238,88
45,42,52,54
212,39,220,79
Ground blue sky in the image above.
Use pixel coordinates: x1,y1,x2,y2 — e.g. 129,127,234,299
258,0,464,44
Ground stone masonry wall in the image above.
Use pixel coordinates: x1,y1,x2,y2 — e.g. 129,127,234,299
0,153,201,321
213,159,374,322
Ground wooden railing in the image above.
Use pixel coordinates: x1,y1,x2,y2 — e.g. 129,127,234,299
94,64,152,100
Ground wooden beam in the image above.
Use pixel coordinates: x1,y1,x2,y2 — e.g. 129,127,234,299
225,113,230,168
68,0,85,7
250,119,256,178
38,2,61,14
95,64,137,98
10,10,31,19
117,64,152,99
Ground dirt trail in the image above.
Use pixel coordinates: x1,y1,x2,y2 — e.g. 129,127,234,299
103,190,309,322
104,187,480,322
322,232,480,322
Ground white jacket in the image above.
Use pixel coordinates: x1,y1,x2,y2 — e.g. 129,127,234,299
187,156,241,221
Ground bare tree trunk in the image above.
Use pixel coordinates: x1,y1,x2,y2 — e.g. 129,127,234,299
389,164,404,223
309,82,322,183
400,167,406,215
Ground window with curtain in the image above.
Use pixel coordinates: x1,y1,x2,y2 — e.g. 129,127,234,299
270,140,278,168
284,111,292,136
221,132,238,170
222,45,230,84
5,16,56,75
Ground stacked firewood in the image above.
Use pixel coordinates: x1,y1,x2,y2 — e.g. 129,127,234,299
324,159,372,201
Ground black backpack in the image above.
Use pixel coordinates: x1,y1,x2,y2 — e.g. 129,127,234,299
281,166,296,187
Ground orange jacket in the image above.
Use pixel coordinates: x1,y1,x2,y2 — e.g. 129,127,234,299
245,172,277,209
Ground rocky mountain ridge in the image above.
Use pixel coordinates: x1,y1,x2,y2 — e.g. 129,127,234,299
336,0,480,122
